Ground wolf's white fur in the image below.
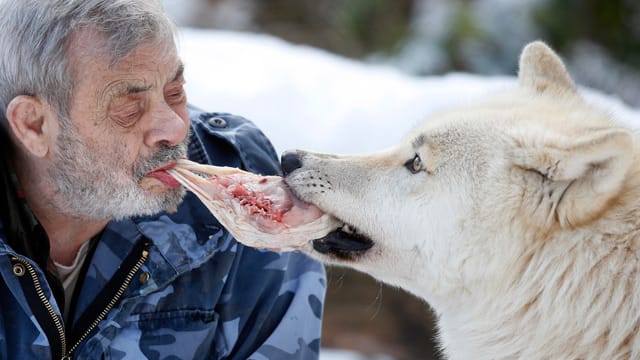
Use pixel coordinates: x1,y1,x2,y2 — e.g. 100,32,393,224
285,41,640,359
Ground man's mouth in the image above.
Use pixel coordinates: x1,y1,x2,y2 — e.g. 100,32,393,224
144,161,180,188
312,222,374,261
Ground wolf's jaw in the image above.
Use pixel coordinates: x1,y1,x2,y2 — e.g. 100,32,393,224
312,222,374,260
282,170,375,258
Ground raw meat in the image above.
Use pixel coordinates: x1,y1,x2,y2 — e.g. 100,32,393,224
167,159,338,250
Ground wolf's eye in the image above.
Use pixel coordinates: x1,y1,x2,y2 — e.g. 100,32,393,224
405,154,423,174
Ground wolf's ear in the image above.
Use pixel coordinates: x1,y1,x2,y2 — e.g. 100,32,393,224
518,41,576,95
513,128,632,228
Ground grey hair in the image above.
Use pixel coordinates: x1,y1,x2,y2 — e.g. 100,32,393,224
0,0,176,125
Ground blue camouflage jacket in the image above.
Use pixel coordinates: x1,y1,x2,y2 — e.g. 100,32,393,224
0,110,326,359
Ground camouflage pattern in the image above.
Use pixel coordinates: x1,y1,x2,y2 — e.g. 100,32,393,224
0,111,327,359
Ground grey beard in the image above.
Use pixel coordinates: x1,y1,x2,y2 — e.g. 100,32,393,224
50,123,190,221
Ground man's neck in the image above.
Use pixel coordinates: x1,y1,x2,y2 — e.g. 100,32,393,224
15,161,108,266
41,213,107,267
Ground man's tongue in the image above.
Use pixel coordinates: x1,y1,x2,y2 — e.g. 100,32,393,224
146,161,181,188
148,170,180,187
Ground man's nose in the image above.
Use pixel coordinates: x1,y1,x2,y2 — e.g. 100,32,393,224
145,103,189,148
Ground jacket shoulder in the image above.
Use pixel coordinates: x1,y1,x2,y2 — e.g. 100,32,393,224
189,109,282,176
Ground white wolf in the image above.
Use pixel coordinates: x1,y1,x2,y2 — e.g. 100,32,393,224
281,41,640,359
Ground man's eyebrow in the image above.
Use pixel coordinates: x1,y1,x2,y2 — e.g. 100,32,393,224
103,82,152,100
123,84,153,95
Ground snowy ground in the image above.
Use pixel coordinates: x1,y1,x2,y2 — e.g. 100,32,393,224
175,27,640,360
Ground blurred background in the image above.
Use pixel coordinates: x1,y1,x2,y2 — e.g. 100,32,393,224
164,0,640,107
162,1,639,359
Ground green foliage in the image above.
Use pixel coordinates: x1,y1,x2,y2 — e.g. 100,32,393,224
440,1,490,71
340,0,412,54
253,0,412,58
533,0,640,68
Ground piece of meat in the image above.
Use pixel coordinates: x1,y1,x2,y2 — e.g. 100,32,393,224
167,159,339,250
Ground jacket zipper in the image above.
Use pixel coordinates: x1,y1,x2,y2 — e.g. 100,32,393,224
12,247,149,359
67,248,149,355
12,256,67,358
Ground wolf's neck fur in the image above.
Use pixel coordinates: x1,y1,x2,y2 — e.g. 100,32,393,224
436,159,640,359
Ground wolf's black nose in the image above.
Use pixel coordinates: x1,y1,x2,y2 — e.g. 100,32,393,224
281,152,303,176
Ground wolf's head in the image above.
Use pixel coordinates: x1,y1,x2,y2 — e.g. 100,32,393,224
283,41,635,308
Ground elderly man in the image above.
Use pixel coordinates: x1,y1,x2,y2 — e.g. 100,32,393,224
0,1,325,359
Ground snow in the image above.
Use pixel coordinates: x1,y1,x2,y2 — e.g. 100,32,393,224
177,28,640,157
175,27,640,360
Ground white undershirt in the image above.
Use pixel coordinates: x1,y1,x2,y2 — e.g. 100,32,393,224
53,240,91,323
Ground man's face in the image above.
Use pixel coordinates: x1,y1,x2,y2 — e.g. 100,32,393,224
48,31,190,220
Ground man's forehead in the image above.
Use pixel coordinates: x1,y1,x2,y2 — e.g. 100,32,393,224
95,54,184,98
71,27,175,66
70,28,182,87
108,41,182,77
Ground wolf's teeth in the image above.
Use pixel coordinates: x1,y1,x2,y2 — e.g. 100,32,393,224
342,224,357,235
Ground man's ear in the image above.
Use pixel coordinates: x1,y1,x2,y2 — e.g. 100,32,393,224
513,128,633,228
6,95,54,158
518,41,576,95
